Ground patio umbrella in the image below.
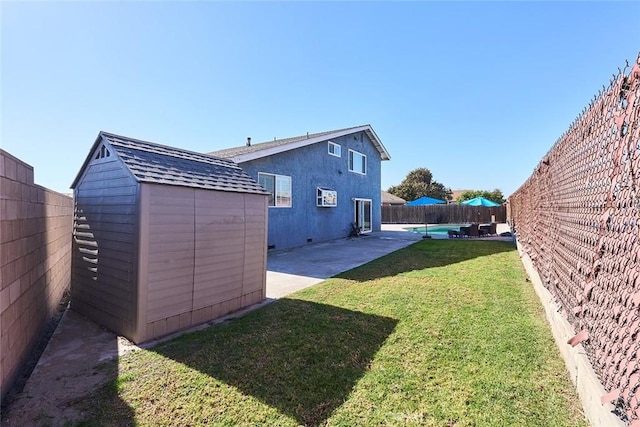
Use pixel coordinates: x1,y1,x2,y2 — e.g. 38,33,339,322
460,196,501,207
406,196,447,206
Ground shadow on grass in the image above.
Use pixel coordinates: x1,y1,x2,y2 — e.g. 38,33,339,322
334,239,517,282
151,298,398,426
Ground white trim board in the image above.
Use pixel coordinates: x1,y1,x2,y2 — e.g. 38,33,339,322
229,125,391,163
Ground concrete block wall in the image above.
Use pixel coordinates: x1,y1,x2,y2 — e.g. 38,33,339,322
0,149,73,400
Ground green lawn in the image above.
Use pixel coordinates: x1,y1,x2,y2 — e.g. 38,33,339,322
76,239,586,426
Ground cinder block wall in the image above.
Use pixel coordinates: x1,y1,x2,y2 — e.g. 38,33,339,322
0,149,73,400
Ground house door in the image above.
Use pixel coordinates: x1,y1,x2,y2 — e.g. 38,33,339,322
354,198,372,233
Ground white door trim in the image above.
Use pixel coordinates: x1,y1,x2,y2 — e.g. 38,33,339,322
353,198,372,233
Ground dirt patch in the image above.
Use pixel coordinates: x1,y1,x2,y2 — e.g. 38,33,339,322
1,293,70,412
1,310,138,426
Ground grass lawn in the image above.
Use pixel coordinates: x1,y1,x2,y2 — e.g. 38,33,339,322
76,239,586,426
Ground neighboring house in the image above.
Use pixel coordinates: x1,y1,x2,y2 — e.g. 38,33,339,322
71,132,269,343
210,125,391,250
381,190,406,206
450,189,471,204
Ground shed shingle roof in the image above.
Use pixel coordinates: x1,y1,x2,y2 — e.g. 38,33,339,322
72,132,269,195
209,124,390,162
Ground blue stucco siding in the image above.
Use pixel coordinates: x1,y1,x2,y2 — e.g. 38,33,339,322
238,131,382,250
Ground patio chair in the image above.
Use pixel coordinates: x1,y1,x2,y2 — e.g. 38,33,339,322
479,222,497,237
460,223,479,238
447,229,460,238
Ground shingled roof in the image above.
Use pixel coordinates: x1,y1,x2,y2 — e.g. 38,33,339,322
381,190,406,205
71,131,269,195
209,124,390,163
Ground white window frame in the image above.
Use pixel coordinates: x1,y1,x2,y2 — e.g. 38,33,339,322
258,172,292,208
328,141,341,157
317,187,337,207
348,149,367,175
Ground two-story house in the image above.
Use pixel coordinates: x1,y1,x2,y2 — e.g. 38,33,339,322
210,125,390,250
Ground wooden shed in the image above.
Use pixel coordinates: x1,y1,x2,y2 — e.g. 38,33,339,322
70,131,270,343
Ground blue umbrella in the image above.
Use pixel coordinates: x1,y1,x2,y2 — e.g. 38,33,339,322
406,196,447,206
460,196,501,207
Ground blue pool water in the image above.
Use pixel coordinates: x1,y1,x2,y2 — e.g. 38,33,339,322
406,224,468,236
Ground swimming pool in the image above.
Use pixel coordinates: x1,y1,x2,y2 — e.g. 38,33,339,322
406,224,468,236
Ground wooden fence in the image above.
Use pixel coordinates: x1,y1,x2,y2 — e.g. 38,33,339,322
382,204,506,224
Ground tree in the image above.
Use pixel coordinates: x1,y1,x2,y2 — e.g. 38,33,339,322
456,189,505,204
387,168,452,202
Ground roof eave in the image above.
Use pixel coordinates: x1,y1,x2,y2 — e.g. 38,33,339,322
229,125,391,163
363,126,391,161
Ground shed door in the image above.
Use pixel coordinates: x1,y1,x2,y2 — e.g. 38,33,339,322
354,198,372,233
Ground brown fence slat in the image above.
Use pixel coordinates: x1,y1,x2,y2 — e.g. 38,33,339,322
382,205,506,224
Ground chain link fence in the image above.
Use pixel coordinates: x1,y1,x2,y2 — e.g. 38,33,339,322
507,53,640,425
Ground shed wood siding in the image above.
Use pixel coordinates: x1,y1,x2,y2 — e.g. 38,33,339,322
242,195,269,295
72,132,269,344
146,185,195,322
72,154,138,339
194,190,245,307
138,184,267,342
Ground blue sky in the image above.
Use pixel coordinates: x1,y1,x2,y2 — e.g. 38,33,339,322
2,1,638,197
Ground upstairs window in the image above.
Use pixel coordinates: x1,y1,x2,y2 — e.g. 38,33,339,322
259,172,292,208
348,149,367,175
328,141,341,157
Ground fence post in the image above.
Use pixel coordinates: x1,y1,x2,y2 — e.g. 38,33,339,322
423,212,431,239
